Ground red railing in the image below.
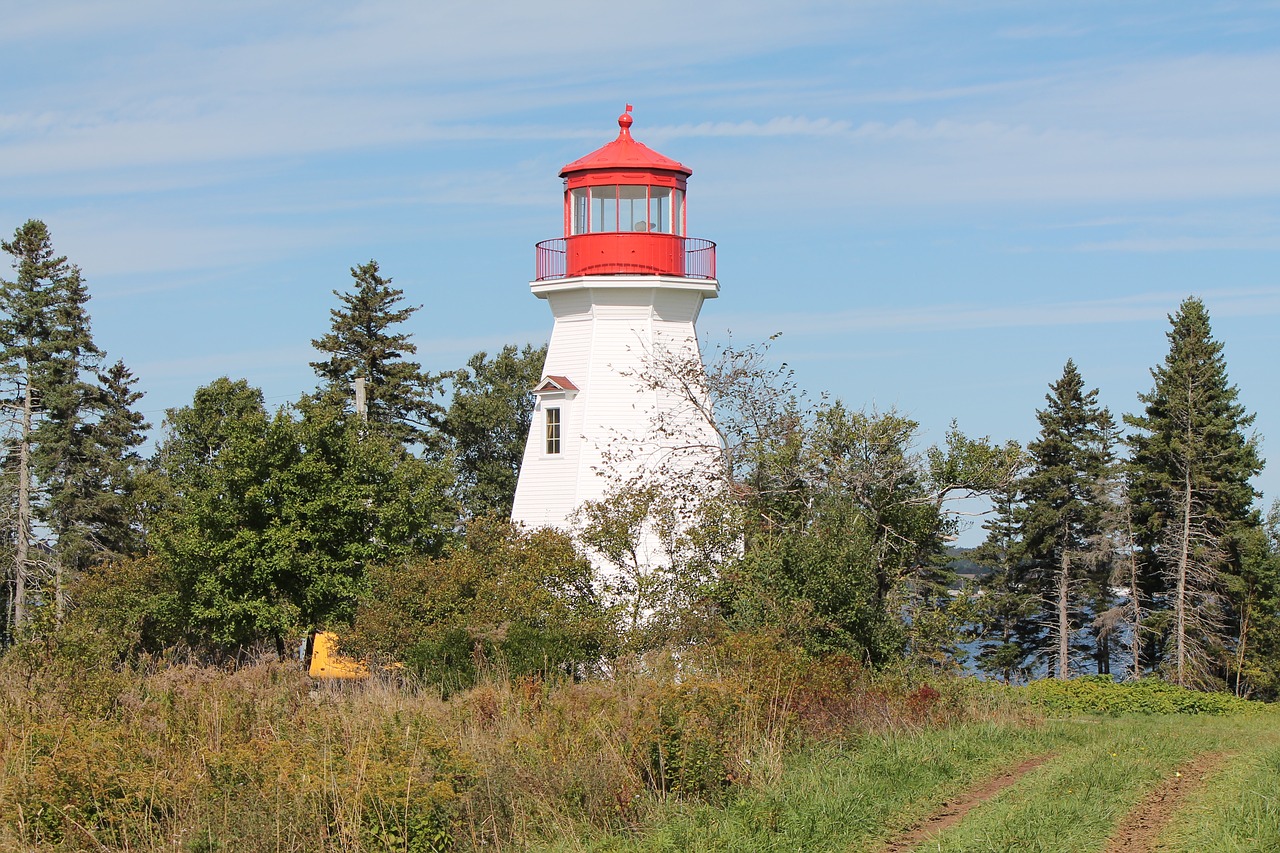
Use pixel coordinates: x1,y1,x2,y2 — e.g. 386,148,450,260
534,236,716,281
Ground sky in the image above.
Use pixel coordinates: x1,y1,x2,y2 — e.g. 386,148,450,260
3,1,1278,545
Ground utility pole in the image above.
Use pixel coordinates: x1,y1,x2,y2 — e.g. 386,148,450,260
353,377,368,422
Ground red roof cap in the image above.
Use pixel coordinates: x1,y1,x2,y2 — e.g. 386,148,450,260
560,105,692,178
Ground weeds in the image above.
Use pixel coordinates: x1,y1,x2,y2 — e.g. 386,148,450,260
0,630,1003,851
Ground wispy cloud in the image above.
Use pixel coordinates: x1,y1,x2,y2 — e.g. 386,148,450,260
721,288,1280,338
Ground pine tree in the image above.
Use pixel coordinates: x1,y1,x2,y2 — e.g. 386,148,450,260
310,260,441,448
1015,360,1117,679
1,220,104,624
82,360,151,558
1125,297,1263,687
1,221,151,631
970,481,1042,683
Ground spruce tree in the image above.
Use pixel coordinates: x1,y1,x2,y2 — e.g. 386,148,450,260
1125,297,1263,687
1015,360,1117,679
970,481,1042,683
83,360,151,558
310,260,441,448
1,220,103,623
1,221,150,629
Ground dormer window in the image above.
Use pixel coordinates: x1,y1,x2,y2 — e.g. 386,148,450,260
532,376,577,457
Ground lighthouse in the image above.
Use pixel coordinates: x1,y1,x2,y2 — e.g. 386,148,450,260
510,107,721,552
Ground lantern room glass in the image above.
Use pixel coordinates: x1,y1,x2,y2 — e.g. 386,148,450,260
569,185,682,235
570,188,588,235
589,186,618,234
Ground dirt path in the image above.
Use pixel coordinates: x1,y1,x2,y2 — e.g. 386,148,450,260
877,753,1054,853
1102,750,1231,853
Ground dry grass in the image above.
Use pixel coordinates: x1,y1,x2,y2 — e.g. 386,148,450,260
0,633,1006,851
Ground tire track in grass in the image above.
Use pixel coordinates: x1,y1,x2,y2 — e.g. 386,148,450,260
876,753,1055,853
1102,750,1231,853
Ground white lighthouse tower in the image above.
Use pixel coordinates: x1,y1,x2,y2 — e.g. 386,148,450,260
510,106,721,544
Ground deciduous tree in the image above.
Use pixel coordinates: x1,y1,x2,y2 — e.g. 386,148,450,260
154,379,456,657
443,343,546,517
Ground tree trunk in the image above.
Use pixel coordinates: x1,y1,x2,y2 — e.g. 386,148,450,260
1125,506,1143,681
12,385,33,636
54,558,66,625
1057,551,1070,680
1234,591,1251,698
1174,468,1192,687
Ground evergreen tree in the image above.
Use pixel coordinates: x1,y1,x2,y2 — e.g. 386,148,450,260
1,219,105,624
1016,360,1118,679
82,360,151,558
1224,501,1280,698
969,481,1042,683
1125,297,1263,687
310,260,441,448
443,343,546,517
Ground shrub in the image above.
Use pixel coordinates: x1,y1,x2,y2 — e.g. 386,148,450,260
1019,675,1260,716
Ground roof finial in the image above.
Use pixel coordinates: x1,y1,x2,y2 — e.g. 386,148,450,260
618,104,634,137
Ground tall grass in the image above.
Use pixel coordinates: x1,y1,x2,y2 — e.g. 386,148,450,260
0,632,1006,852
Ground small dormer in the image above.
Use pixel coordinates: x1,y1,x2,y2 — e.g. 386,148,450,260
531,375,579,399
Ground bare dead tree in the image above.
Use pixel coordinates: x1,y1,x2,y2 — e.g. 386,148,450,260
1162,483,1228,688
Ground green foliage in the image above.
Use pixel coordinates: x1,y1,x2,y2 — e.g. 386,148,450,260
717,403,1018,667
1127,297,1262,556
1222,501,1280,700
66,556,184,658
153,379,456,655
444,343,546,517
968,483,1044,683
1019,675,1258,716
349,517,613,691
981,360,1121,680
577,483,740,647
722,503,903,662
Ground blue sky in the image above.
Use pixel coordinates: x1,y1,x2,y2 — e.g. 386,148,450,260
3,1,1278,543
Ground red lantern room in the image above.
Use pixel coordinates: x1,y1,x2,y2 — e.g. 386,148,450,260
534,106,716,281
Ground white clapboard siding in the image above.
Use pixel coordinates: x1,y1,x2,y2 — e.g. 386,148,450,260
511,275,720,544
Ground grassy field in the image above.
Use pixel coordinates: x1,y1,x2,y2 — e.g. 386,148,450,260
538,714,1280,852
1,642,1277,852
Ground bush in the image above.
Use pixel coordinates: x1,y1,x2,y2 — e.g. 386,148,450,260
349,518,613,693
1019,675,1260,716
